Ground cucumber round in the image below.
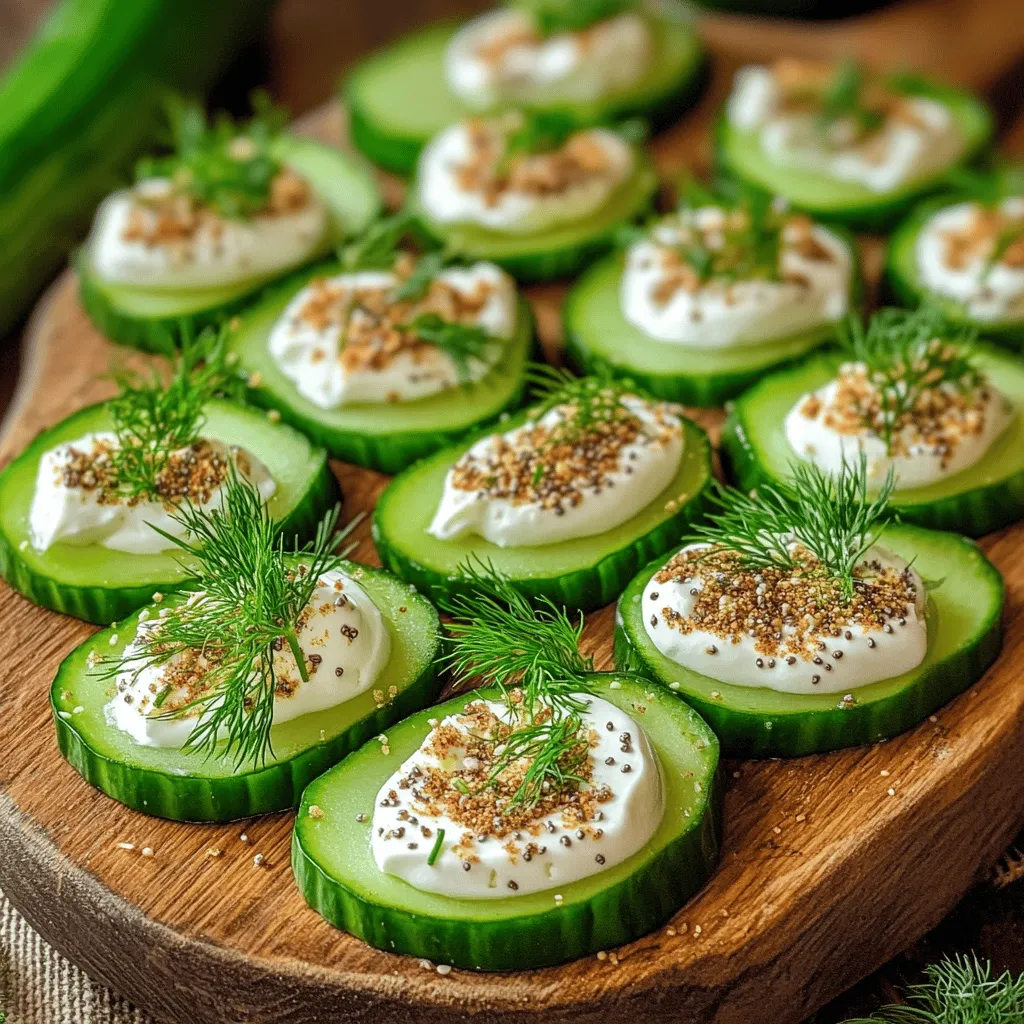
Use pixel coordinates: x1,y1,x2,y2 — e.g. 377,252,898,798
720,344,1024,537
51,559,442,822
564,234,860,406
886,194,1024,349
615,523,1004,758
292,672,720,970
344,13,705,175
0,398,338,624
78,136,383,352
373,411,714,612
715,81,994,231
226,267,535,474
408,152,659,283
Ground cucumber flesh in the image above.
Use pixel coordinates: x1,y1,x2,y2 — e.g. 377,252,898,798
373,413,714,612
345,14,705,175
715,83,993,231
292,672,720,970
615,523,1003,757
227,266,534,473
52,560,442,822
721,344,1024,537
409,155,659,283
564,245,858,406
0,398,338,624
79,137,383,352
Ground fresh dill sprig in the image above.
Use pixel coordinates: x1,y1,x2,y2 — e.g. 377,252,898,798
692,455,894,603
105,327,240,500
337,211,413,272
816,59,885,138
106,471,348,767
496,110,579,173
399,313,494,383
840,955,1024,1024
514,0,636,35
136,92,289,219
840,305,982,452
526,366,638,437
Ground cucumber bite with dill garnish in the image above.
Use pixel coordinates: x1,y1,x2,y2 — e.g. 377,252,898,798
226,214,533,473
565,179,858,406
52,474,442,822
0,333,337,623
344,0,704,175
716,59,992,230
373,371,713,611
78,94,381,352
292,566,719,970
407,112,657,282
616,457,1004,758
723,305,1024,536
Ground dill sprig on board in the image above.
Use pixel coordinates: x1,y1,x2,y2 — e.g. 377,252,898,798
107,472,347,767
692,455,894,603
513,0,636,36
840,954,1024,1024
840,305,982,452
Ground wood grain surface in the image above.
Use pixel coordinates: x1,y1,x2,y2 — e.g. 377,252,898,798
2,3,1024,1022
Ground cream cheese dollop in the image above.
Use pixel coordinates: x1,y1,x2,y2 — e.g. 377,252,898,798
914,196,1024,322
28,433,276,555
444,7,652,110
621,208,852,347
267,262,517,409
641,541,927,694
371,694,662,898
106,567,390,747
428,395,684,547
416,122,634,235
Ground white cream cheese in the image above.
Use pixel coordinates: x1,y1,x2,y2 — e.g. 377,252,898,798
914,196,1024,322
726,64,965,193
444,7,652,110
642,541,927,694
416,123,634,234
371,695,662,898
90,176,328,289
106,567,390,747
267,262,517,409
428,395,684,547
621,208,852,347
28,433,276,555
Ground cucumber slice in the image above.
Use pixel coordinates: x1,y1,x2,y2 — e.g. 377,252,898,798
715,82,993,231
720,344,1024,537
292,672,720,970
615,523,1003,757
0,399,338,624
373,413,714,612
345,14,705,175
51,559,442,822
564,237,860,406
408,153,659,283
78,136,383,352
886,195,1024,349
226,266,535,473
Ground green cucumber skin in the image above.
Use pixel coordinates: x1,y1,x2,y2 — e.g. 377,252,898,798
614,530,1005,757
51,562,443,822
292,674,721,971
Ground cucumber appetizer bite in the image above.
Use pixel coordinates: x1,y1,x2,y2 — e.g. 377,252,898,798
0,336,337,623
615,458,1004,757
52,475,442,822
566,180,858,406
345,0,704,175
716,59,992,230
227,215,532,473
78,94,382,351
408,112,658,282
723,305,1024,537
887,168,1024,347
293,569,720,970
373,372,713,611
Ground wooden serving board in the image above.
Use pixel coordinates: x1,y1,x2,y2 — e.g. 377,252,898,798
4,5,1024,1018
